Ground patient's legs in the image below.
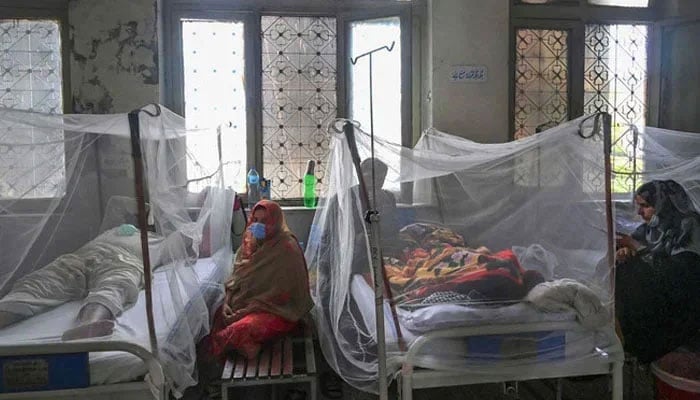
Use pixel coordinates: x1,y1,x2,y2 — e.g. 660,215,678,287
0,254,86,329
62,254,143,341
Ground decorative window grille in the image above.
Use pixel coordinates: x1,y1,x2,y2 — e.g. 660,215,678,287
514,29,569,140
0,19,64,199
261,16,337,200
584,24,647,194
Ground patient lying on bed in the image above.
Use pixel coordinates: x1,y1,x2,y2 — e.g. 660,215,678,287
383,223,545,306
0,224,181,340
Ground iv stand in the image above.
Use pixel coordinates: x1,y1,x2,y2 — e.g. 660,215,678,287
348,41,395,400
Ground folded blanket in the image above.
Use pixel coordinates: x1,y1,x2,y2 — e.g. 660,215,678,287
525,279,608,329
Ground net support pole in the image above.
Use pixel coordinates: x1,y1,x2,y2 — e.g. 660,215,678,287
344,122,410,400
342,122,387,399
128,107,159,357
602,113,615,312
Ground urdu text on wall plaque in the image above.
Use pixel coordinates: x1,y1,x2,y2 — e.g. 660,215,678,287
450,65,488,82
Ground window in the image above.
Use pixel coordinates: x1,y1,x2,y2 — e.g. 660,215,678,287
0,18,65,199
511,1,653,194
182,20,247,193
514,29,568,139
164,2,412,202
348,17,402,145
261,16,337,199
584,24,648,193
348,16,404,192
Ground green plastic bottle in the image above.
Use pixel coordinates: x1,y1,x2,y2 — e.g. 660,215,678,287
303,160,316,208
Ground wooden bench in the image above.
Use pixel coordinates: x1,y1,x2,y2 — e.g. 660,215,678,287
220,323,317,400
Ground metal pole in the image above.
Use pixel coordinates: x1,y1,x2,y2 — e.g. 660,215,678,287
602,113,615,314
342,123,388,400
128,106,160,357
350,42,397,400
368,53,377,210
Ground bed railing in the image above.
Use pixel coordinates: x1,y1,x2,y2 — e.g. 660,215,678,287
0,340,166,400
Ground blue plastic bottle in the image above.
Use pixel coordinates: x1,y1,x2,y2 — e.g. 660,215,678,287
247,167,260,206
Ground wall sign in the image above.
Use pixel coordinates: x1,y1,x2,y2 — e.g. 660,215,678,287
450,65,488,82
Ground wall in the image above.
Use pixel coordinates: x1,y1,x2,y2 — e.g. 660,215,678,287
69,0,160,212
426,0,510,142
659,21,700,133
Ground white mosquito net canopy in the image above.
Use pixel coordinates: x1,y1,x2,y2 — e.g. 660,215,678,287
0,104,234,397
306,114,632,393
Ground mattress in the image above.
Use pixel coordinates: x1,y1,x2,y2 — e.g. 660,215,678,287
0,256,226,386
350,275,618,369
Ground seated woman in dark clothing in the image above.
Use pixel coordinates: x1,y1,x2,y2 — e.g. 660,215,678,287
615,180,700,363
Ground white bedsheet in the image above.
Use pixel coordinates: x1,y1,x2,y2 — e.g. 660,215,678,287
0,256,225,386
350,275,618,369
351,275,577,335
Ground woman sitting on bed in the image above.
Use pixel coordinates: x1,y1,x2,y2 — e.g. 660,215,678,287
205,200,313,360
616,180,700,363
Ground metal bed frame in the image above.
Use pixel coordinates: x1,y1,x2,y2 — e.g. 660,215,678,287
340,112,623,400
0,341,166,400
397,322,623,400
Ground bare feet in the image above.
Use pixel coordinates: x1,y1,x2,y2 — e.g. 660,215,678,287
62,320,115,341
62,303,116,341
0,311,25,329
77,303,114,323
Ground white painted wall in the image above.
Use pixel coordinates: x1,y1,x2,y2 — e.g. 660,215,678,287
426,0,510,143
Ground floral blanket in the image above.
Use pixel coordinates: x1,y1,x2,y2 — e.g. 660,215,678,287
382,223,544,305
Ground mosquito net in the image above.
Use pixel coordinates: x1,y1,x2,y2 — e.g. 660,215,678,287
0,105,234,397
307,114,684,393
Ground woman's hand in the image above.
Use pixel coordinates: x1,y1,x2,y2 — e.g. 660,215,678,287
221,303,235,324
233,259,252,272
224,308,251,325
616,247,636,264
616,234,639,251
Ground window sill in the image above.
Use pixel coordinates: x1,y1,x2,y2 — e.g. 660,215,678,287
280,205,317,211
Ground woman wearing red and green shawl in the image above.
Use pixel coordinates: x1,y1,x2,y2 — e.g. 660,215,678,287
207,200,313,359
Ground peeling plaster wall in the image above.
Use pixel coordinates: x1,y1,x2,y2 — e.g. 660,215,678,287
69,0,159,213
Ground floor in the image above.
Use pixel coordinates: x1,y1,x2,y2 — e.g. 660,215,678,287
182,348,657,400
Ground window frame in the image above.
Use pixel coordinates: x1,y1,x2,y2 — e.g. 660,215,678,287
0,1,71,211
509,0,662,141
510,20,582,139
162,0,415,204
0,1,71,113
341,6,413,149
509,0,664,201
